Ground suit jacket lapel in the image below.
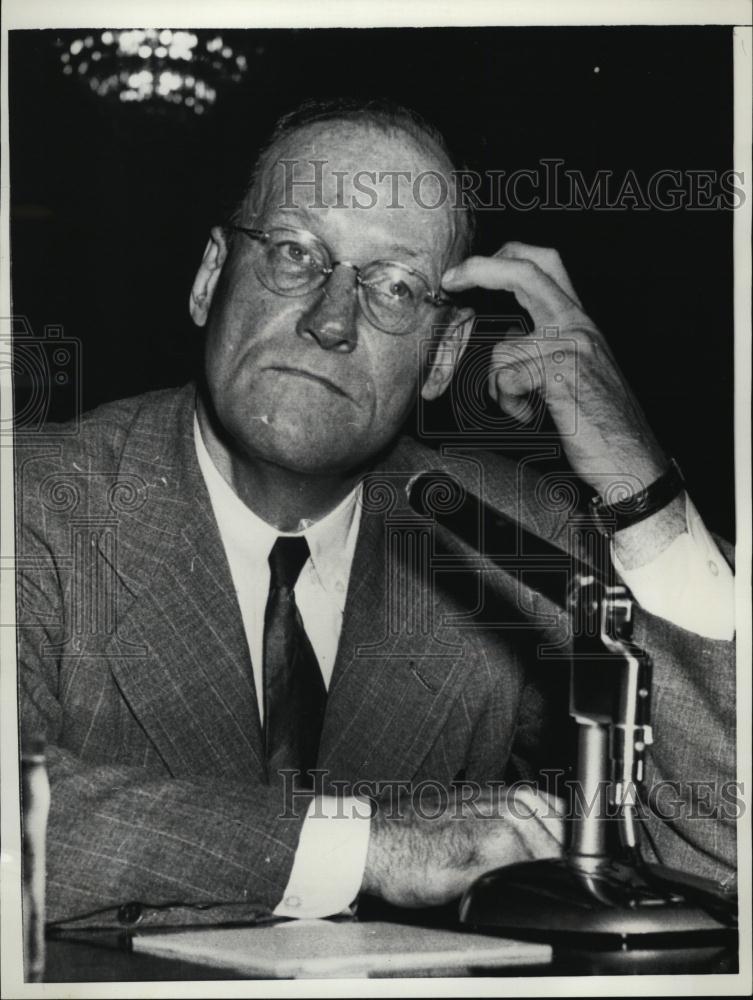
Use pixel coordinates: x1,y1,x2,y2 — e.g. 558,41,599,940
319,444,472,786
105,386,266,779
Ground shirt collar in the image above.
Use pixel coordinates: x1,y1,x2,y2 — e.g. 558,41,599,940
193,412,361,611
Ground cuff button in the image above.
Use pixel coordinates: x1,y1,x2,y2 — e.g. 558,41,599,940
708,560,719,576
284,895,301,908
117,902,143,925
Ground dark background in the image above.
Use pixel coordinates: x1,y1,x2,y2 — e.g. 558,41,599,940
9,26,735,538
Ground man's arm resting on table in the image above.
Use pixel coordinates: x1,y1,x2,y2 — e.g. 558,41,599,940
361,787,565,909
275,789,563,917
35,743,310,924
276,788,566,918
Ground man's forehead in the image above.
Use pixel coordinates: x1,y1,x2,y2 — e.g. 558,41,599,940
250,120,458,260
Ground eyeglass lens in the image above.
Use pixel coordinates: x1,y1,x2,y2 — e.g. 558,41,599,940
253,228,434,334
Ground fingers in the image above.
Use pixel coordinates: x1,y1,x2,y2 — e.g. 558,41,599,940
495,242,583,308
489,361,541,420
442,254,580,329
488,340,544,409
494,391,539,426
509,788,567,852
488,333,592,427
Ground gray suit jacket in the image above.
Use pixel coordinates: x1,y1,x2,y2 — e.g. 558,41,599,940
16,384,737,923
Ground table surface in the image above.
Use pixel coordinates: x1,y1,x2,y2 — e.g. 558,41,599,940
39,927,738,982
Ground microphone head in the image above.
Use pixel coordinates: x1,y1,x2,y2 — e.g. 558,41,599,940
406,470,467,519
405,471,424,501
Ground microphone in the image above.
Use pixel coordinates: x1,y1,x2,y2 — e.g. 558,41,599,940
405,469,607,610
407,473,737,940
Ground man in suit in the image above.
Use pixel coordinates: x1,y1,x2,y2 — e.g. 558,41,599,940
16,100,736,925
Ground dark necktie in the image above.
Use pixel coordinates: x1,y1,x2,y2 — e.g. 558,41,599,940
263,536,326,786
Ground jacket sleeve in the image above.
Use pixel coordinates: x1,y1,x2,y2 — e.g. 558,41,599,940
630,604,737,889
31,746,307,926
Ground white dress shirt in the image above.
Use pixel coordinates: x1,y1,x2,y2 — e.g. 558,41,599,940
194,414,734,918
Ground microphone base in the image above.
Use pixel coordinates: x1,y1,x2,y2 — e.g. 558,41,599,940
458,857,737,948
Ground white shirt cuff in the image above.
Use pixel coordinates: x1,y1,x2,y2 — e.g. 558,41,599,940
274,795,372,919
612,495,734,640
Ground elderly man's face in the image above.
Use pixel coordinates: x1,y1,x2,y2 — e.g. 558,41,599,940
192,121,467,476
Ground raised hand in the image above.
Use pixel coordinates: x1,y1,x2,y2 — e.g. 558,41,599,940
442,242,668,501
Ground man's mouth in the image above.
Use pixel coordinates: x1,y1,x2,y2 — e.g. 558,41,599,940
266,366,352,400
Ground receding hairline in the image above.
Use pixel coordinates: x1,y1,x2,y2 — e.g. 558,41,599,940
246,117,456,205
233,108,474,264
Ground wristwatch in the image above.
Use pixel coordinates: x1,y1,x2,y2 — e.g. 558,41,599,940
589,459,685,536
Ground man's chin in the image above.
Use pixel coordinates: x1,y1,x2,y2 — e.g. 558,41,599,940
237,419,366,478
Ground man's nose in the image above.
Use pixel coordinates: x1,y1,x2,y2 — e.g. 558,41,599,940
295,265,359,353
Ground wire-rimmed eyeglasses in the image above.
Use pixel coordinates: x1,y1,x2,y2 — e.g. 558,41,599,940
227,224,453,336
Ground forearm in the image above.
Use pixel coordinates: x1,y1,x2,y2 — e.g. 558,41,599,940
42,744,308,923
362,787,565,908
612,492,686,570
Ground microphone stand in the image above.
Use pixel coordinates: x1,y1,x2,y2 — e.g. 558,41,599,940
407,472,738,949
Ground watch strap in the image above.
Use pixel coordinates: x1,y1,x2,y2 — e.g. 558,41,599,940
589,459,685,535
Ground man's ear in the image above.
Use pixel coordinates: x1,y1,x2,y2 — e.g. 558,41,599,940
189,226,230,327
421,306,474,401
